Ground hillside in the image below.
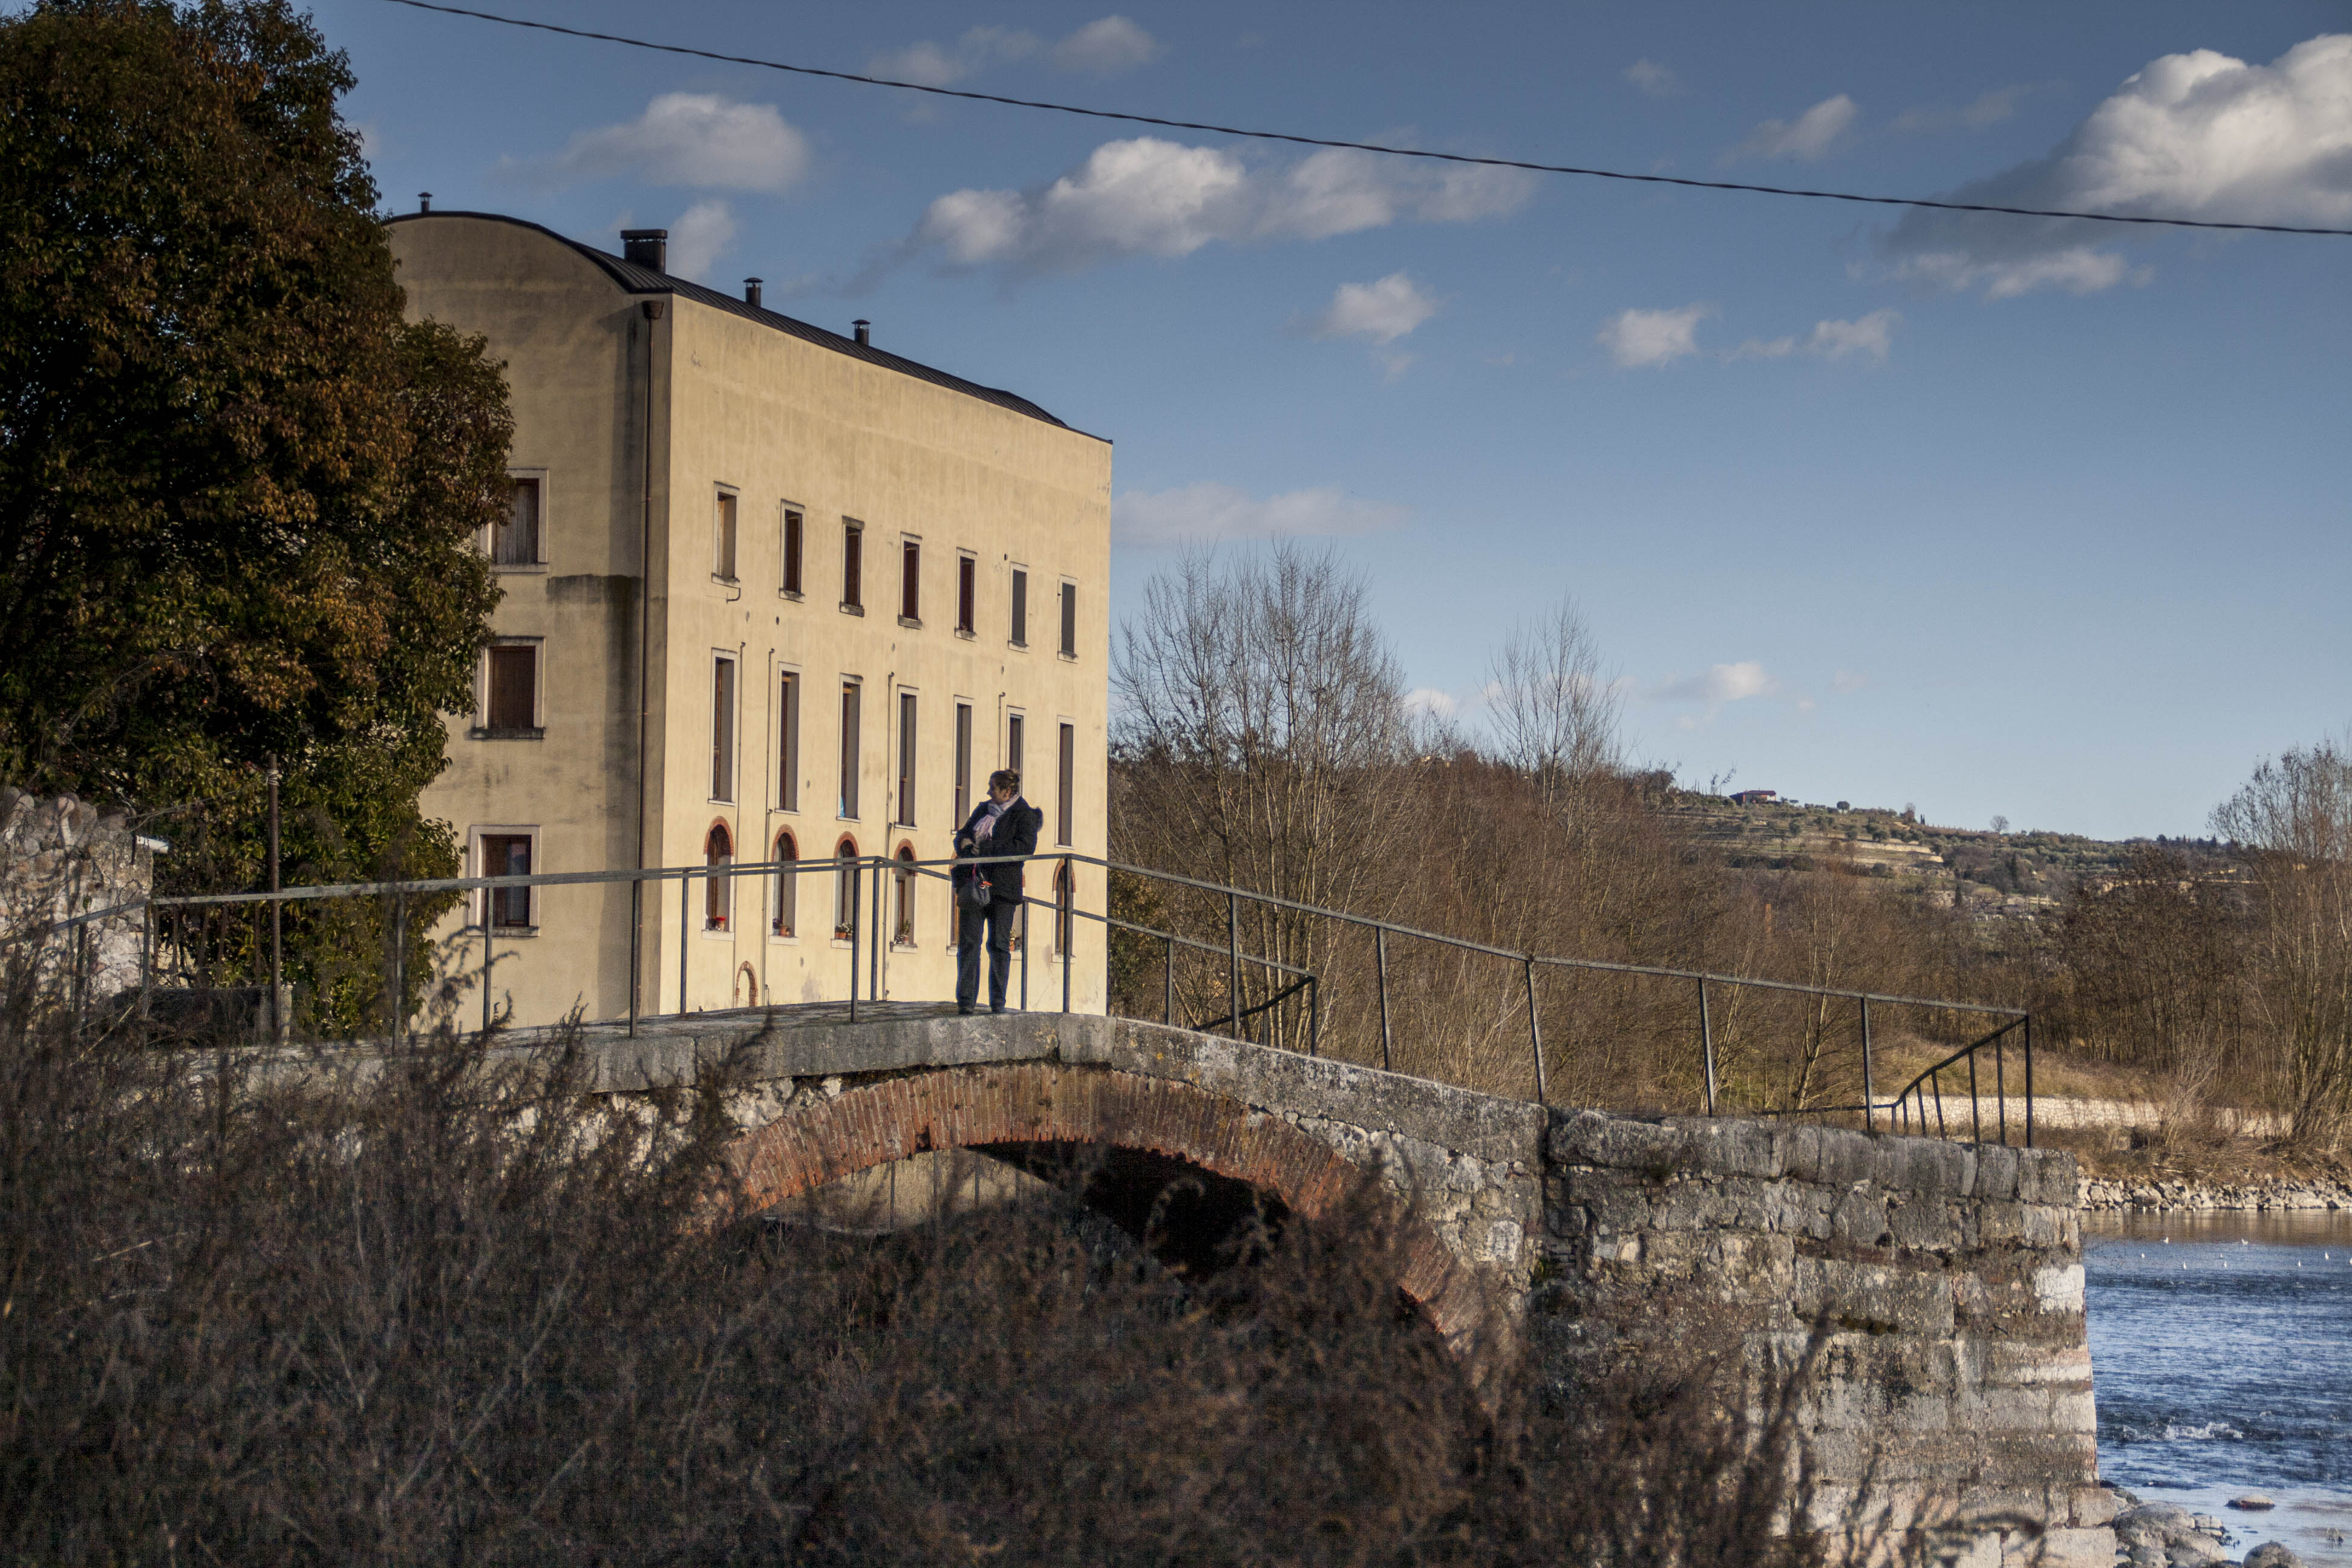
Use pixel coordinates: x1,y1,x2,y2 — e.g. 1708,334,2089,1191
1662,791,2235,918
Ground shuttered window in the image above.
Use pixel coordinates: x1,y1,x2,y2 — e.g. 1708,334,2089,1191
900,540,921,623
1009,568,1028,646
495,479,540,566
1057,723,1075,847
839,681,861,818
956,556,976,634
896,691,918,826
711,656,736,802
482,833,532,928
486,645,536,731
842,521,863,609
782,507,804,596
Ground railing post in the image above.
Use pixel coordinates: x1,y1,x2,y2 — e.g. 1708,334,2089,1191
1307,975,1319,1058
869,859,883,1002
1525,956,1547,1106
2023,1015,2034,1149
1376,926,1393,1072
482,918,494,1036
1859,998,1875,1133
848,865,860,1022
1932,1070,1946,1138
679,869,690,1016
1996,1024,2008,1146
266,756,282,1044
1697,977,1717,1117
1019,894,1030,1011
1163,935,1174,1025
1968,1046,1982,1143
1226,889,1241,1043
1061,854,1073,1015
393,884,408,1048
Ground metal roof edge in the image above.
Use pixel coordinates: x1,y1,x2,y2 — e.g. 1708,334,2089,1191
382,210,1106,442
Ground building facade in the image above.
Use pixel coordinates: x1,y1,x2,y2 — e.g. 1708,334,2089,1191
385,212,1112,1024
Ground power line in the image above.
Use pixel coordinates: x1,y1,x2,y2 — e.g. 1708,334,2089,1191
380,0,2352,240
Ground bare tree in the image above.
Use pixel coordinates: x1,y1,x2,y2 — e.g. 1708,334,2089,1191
1484,598,1622,803
1112,545,1411,1046
2212,736,2352,1146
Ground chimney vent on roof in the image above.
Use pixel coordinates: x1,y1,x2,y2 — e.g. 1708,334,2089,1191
743,278,763,307
620,229,668,273
419,192,431,212
852,319,871,347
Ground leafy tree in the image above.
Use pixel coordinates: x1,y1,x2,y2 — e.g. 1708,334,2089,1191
0,0,508,1022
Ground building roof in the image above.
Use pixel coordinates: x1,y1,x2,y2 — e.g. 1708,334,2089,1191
384,211,1094,437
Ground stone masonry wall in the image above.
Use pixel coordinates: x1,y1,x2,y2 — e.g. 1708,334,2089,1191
1535,1110,2115,1568
0,789,153,1001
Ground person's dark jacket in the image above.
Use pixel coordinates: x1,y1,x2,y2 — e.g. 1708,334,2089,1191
955,799,1042,903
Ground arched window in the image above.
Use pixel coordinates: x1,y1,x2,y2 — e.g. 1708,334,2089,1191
704,822,733,929
893,843,917,947
771,830,798,938
1053,860,1074,958
833,838,858,939
734,962,759,1007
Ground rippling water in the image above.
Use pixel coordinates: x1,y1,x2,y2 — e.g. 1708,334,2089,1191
2086,1210,2352,1566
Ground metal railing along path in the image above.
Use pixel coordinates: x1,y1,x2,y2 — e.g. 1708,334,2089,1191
113,848,2033,1145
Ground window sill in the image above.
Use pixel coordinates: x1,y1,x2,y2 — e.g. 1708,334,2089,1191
955,627,976,641
712,573,739,587
780,589,803,603
839,603,864,617
471,727,546,741
492,562,549,575
898,615,922,630
1057,650,1077,663
700,925,736,939
830,936,854,949
481,924,541,938
892,941,919,952
768,930,799,944
1007,640,1028,652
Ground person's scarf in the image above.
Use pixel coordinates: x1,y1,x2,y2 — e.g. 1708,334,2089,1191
972,795,1014,844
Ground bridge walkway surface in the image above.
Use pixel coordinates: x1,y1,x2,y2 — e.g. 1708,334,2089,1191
284,1002,2117,1568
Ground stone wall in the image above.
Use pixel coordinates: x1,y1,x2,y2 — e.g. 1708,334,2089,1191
1535,1109,2115,1568
0,789,153,1001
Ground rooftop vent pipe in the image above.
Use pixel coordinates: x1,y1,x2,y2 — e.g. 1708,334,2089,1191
744,278,762,307
852,319,871,347
620,229,668,273
419,192,431,212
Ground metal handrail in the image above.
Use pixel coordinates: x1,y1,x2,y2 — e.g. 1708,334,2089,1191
79,843,2034,1145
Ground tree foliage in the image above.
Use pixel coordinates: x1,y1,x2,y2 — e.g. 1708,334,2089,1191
0,0,506,917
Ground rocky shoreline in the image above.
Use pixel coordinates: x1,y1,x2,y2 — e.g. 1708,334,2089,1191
2113,1499,2318,1568
2081,1175,2352,1213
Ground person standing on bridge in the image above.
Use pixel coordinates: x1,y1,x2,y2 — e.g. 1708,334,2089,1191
953,769,1040,1015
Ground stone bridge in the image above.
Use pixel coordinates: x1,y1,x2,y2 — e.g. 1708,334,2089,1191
506,1004,2114,1568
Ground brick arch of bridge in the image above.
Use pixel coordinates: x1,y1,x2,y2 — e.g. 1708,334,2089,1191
724,1060,1480,1334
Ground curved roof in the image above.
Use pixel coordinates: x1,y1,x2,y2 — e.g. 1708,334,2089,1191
384,211,1094,437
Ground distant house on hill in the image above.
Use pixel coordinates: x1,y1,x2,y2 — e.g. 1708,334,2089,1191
1728,789,1779,806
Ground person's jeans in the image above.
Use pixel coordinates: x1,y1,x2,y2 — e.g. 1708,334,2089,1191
956,896,1017,1010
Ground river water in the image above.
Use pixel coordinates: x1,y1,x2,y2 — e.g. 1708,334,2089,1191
2086,1210,2352,1566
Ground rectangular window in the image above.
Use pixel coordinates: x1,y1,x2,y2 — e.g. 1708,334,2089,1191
781,506,804,596
838,681,861,818
1059,581,1077,658
956,555,976,635
841,521,863,609
1007,712,1024,779
900,539,921,624
896,691,918,826
480,832,534,929
1056,724,1076,846
1009,567,1028,646
495,477,541,566
953,702,973,824
486,644,537,731
714,490,738,581
777,671,800,812
710,655,736,802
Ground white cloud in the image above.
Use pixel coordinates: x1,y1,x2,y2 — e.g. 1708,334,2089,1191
911,137,1534,274
1624,59,1681,97
1734,307,1901,362
1310,273,1440,344
868,26,1040,87
1892,84,2037,134
1111,482,1409,547
667,200,736,280
1731,94,1858,161
504,94,809,194
1657,661,1779,704
1597,303,1713,368
1052,16,1161,74
1402,687,1459,720
1831,670,1869,693
1881,33,2352,298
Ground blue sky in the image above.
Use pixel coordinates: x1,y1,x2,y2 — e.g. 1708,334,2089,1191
321,0,2351,840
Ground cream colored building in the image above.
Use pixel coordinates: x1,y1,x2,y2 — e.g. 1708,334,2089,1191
385,212,1111,1023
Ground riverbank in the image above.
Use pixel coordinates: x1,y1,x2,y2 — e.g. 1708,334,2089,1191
2081,1174,2352,1212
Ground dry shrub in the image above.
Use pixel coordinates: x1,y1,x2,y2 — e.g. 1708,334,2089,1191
0,961,1844,1567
